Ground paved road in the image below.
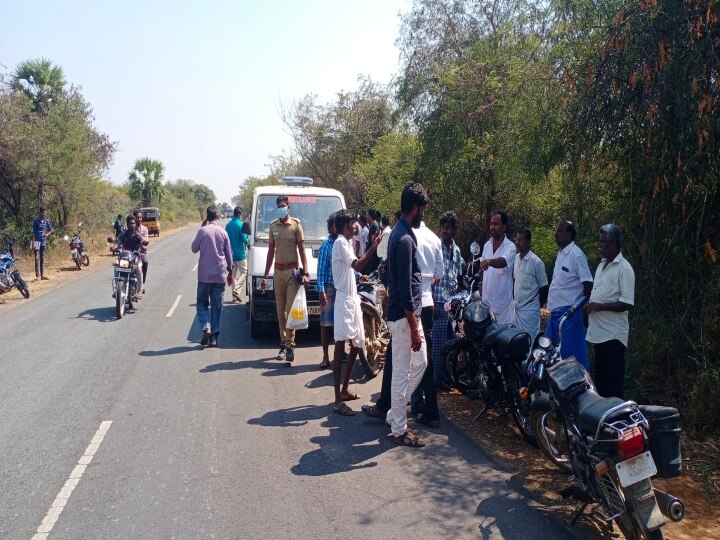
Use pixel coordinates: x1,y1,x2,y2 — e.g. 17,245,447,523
0,226,574,540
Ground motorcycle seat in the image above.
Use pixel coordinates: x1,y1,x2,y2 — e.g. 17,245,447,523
574,389,628,434
481,323,510,348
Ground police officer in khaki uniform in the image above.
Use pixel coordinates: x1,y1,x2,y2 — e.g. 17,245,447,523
260,195,310,362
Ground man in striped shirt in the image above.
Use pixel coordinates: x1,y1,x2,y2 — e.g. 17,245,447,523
317,212,338,369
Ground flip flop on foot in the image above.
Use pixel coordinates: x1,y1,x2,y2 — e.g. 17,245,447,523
333,402,355,416
388,430,425,448
361,404,386,420
340,390,361,401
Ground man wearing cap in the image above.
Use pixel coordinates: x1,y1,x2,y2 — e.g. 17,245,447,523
260,195,310,363
225,206,249,302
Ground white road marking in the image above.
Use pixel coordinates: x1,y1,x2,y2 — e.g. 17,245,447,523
32,421,113,539
166,295,183,318
192,262,198,272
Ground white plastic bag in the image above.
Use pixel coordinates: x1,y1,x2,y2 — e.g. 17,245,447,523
286,286,309,330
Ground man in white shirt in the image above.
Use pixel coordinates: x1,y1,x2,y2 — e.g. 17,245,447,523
331,209,381,416
513,228,548,338
585,224,635,398
480,211,517,324
546,220,593,369
409,221,444,428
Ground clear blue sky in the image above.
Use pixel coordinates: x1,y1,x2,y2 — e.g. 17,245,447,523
1,0,411,203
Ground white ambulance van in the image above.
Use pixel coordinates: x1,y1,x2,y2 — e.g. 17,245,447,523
247,177,346,338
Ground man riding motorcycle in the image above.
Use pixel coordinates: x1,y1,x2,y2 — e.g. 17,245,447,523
135,210,149,293
115,215,145,300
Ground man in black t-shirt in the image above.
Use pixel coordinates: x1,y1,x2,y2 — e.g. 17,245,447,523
364,208,382,273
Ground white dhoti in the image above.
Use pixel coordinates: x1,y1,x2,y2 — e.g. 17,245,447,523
514,300,541,338
333,290,365,349
493,299,515,325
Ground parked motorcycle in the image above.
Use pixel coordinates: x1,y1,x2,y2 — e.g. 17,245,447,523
358,270,388,378
529,296,684,539
442,241,536,444
64,222,90,270
0,241,30,299
112,249,142,319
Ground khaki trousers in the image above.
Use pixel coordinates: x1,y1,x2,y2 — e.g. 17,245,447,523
232,260,247,299
274,268,300,348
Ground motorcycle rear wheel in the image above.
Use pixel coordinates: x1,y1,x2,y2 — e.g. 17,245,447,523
14,273,29,298
82,253,90,267
530,398,573,473
443,344,477,395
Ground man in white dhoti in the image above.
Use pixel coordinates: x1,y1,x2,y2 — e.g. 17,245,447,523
480,211,517,324
512,228,548,338
331,209,381,415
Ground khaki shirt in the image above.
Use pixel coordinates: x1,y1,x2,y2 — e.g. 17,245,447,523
269,217,304,264
586,252,635,347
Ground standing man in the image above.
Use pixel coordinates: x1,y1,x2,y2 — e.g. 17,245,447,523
225,206,249,303
113,214,124,239
135,211,149,292
431,211,464,389
364,208,381,273
317,211,338,370
386,182,430,448
32,207,53,280
480,211,517,324
331,209,381,415
191,206,233,348
260,195,310,363
513,228,549,338
546,220,593,369
409,219,444,428
585,224,635,398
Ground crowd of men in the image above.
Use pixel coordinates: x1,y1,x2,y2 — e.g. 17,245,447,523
188,182,635,447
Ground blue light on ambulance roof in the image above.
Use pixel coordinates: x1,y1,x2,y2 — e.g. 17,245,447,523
282,176,314,186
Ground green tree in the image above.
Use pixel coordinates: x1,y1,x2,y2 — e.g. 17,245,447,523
9,58,66,115
128,158,166,207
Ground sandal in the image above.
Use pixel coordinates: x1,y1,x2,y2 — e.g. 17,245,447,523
333,402,356,416
341,390,361,401
361,404,386,420
388,430,425,448
319,359,331,369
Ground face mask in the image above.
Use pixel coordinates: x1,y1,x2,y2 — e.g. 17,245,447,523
277,206,289,219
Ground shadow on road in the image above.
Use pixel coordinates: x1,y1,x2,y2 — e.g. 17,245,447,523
75,306,118,323
139,344,204,357
248,405,388,476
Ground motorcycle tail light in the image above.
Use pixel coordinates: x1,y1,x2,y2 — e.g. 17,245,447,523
617,426,645,459
518,387,529,400
594,459,610,476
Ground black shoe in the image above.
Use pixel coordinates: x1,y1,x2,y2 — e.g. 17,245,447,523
201,327,211,346
277,346,286,362
285,348,295,363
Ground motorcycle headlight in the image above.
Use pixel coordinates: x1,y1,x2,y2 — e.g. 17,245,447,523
119,259,130,268
255,277,273,290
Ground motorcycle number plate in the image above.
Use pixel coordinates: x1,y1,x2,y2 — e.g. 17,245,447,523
615,451,657,487
71,249,78,256
307,306,320,316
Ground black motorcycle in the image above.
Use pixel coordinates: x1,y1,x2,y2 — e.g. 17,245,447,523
112,249,142,319
64,222,90,270
442,241,536,444
357,270,388,378
528,296,684,540
0,241,30,299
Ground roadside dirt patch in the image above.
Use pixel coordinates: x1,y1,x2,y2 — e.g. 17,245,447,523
438,390,720,539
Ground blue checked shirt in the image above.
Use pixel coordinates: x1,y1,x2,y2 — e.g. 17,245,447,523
433,240,464,303
316,235,334,293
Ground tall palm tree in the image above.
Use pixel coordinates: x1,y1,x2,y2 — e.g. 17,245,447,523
10,58,66,114
128,158,165,207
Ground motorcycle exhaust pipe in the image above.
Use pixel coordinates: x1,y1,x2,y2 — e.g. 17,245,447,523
654,488,684,522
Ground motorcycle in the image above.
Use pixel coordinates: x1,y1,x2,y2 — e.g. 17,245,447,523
357,269,388,378
64,222,90,270
112,249,143,319
442,241,536,444
528,295,684,539
0,241,30,299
